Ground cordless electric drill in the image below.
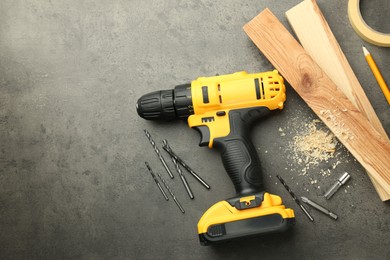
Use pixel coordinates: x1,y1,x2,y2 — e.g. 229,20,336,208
136,70,295,245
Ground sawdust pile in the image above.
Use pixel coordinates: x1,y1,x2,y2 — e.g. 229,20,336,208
289,120,338,170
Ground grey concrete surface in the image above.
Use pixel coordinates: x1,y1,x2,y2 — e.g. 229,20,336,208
0,0,389,259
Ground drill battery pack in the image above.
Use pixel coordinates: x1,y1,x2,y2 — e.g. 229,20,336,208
198,192,295,245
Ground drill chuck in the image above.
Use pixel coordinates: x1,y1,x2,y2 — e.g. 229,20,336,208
136,84,193,120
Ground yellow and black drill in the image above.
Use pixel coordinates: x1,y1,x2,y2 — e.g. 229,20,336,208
136,70,295,245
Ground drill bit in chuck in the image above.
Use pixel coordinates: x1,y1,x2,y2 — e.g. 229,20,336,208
301,196,338,220
144,129,174,179
145,162,185,214
277,175,314,222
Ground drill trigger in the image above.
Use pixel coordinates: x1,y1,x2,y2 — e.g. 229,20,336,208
193,125,210,147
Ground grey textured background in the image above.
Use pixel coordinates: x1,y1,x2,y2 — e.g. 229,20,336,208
0,0,389,259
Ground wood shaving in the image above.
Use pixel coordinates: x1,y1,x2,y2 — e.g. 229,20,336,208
279,115,353,187
290,119,338,167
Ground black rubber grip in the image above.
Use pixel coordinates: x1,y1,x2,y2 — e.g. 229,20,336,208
213,107,270,195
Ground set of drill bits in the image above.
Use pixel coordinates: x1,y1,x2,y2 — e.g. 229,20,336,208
144,129,210,214
277,172,351,221
277,173,351,222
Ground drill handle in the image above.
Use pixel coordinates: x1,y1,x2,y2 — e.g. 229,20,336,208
213,107,270,195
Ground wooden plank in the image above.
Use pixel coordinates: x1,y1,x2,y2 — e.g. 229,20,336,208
243,9,390,196
286,0,390,200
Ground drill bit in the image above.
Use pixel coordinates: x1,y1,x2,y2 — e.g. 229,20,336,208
162,145,210,189
301,196,338,220
145,162,185,214
162,140,194,199
146,161,169,201
144,129,174,179
276,175,314,222
324,172,351,200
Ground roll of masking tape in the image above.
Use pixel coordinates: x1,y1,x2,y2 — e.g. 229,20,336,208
348,0,390,47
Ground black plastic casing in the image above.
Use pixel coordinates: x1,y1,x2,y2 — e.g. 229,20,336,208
199,214,294,245
213,107,271,196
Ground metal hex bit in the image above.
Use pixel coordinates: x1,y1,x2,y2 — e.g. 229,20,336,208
163,140,194,199
301,196,338,220
145,162,185,214
162,145,210,190
144,129,174,179
277,175,314,222
324,172,351,200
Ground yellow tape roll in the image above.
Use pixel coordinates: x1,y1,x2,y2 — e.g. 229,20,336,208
348,0,390,47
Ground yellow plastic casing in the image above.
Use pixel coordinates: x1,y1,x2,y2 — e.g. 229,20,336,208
197,192,295,235
187,70,286,148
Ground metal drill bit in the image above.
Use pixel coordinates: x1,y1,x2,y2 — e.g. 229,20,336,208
324,172,351,200
162,140,194,199
162,145,210,190
145,162,185,214
144,129,174,179
276,175,314,222
301,196,338,220
145,161,169,201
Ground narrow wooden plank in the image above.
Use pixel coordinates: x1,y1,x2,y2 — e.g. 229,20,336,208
286,0,390,200
243,9,390,195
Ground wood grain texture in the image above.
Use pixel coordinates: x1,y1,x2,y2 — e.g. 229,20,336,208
243,9,390,195
286,0,390,200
